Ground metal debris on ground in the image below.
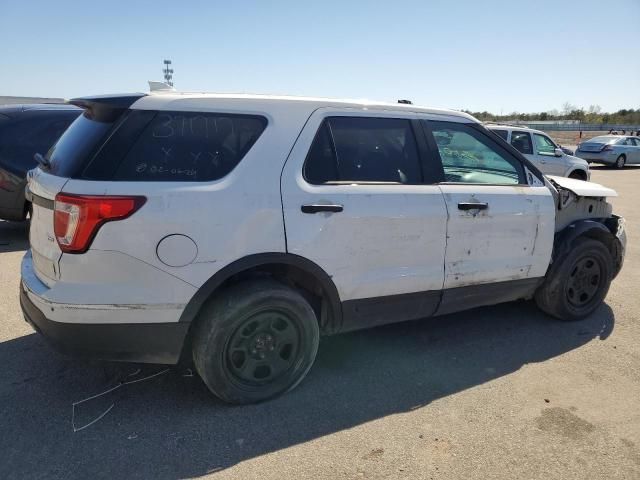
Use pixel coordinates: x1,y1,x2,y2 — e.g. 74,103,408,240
71,368,169,432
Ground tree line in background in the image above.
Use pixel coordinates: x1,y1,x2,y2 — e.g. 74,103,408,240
463,103,640,124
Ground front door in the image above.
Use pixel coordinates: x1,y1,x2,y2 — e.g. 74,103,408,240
532,132,566,175
281,110,448,329
423,121,555,311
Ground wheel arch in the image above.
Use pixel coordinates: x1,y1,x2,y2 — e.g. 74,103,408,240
553,219,623,278
567,168,588,180
179,253,343,337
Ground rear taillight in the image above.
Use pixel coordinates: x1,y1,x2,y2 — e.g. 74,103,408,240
54,193,146,253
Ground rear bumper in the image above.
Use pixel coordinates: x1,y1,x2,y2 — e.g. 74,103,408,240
20,286,189,364
575,151,616,164
20,251,191,364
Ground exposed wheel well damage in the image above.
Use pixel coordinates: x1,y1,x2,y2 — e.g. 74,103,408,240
178,254,342,361
553,218,624,279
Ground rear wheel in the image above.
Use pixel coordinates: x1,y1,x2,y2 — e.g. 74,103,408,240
192,279,320,404
615,154,626,169
535,237,613,321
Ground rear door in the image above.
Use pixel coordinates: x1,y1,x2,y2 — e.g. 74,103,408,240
423,121,555,304
623,137,640,163
281,109,448,329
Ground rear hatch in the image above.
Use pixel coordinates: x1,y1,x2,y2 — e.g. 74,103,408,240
27,95,144,286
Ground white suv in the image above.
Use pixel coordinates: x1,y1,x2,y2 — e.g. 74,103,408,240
21,93,625,404
487,124,590,180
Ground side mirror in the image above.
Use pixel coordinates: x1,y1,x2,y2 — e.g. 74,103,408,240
553,147,564,157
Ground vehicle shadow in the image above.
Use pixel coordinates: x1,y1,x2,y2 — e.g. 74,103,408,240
0,220,29,253
0,301,614,479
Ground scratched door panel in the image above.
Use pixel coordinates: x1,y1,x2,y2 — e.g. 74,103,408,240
438,185,555,289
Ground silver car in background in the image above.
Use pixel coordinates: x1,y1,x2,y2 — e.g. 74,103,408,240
576,135,640,169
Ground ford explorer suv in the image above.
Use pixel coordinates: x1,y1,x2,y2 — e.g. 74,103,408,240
0,104,80,221
21,93,626,404
487,124,590,180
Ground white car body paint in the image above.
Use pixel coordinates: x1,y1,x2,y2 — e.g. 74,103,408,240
19,92,625,364
547,175,618,198
437,184,555,289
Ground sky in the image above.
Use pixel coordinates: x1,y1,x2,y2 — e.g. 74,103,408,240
1,0,639,113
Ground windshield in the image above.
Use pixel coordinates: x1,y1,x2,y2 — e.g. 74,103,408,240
45,111,114,177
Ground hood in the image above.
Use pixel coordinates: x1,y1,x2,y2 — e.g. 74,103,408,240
547,175,617,198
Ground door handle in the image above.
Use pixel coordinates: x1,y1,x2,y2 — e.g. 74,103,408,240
301,204,344,214
458,202,488,211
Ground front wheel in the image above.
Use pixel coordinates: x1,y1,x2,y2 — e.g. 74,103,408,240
192,279,320,404
615,155,626,169
535,237,613,321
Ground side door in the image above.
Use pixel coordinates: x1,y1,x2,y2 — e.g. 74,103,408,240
509,130,538,168
422,120,555,314
623,137,640,163
281,110,449,331
532,132,566,175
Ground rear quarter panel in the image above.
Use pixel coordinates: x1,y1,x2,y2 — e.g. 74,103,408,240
61,99,316,288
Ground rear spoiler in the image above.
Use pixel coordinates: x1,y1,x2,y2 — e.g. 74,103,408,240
67,94,146,122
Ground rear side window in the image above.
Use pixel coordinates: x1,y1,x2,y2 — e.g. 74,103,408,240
510,131,533,155
47,111,116,177
492,129,508,141
113,112,267,181
304,117,422,184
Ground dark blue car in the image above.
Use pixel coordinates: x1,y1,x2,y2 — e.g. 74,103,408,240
0,104,80,221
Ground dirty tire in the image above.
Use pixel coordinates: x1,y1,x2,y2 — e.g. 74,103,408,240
192,279,319,404
615,154,626,169
535,237,613,321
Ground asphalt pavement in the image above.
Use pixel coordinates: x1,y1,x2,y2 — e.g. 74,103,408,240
0,166,638,480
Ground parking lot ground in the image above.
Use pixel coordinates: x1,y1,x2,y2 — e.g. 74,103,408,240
1,166,639,480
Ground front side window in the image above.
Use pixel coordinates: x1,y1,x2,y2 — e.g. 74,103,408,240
533,133,557,155
427,122,523,185
510,131,533,155
114,112,267,181
304,117,421,184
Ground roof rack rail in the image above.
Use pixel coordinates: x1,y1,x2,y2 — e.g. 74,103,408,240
397,99,412,104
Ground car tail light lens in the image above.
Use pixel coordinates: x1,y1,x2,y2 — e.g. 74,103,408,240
54,193,146,253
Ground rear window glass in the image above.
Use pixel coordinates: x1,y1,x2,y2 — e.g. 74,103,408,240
304,117,422,184
588,136,617,144
510,131,533,154
113,112,267,181
46,112,115,177
492,129,508,141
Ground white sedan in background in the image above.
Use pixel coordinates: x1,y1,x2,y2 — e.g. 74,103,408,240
575,135,640,169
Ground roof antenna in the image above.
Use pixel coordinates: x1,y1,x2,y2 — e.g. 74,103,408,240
398,99,412,105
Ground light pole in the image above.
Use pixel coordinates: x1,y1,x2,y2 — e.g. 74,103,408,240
163,59,174,87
